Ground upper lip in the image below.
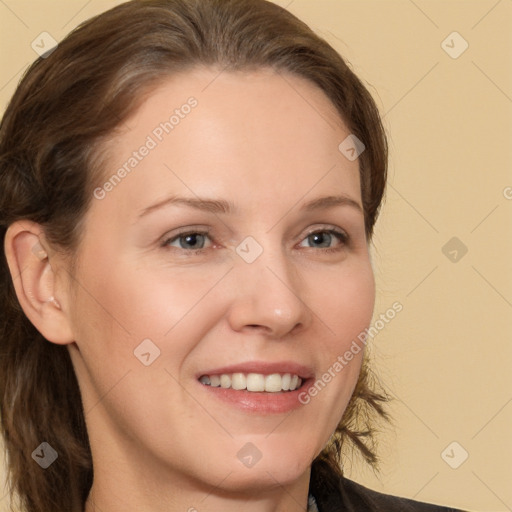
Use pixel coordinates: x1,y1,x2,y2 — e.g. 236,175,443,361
197,361,314,380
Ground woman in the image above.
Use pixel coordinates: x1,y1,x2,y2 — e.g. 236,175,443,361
0,1,468,511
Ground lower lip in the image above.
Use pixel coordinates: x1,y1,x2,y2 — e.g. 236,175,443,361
198,380,312,414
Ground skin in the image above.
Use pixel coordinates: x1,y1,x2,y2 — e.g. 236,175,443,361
5,67,375,512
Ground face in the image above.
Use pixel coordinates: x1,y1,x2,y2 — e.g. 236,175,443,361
64,67,375,495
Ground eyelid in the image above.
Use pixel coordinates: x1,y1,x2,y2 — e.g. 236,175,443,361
300,225,348,241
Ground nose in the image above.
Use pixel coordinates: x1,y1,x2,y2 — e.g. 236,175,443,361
226,242,313,339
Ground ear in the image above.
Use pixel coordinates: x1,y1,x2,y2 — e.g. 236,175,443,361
4,220,74,344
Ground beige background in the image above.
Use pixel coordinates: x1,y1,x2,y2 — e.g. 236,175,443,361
1,1,511,511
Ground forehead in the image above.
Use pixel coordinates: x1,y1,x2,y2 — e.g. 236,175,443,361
92,67,361,223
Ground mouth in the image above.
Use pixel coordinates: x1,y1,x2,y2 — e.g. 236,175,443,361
199,372,303,392
195,362,312,413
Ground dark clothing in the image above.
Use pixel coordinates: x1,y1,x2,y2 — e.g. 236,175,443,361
312,475,467,511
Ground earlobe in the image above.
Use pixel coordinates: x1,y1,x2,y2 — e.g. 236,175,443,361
4,220,75,345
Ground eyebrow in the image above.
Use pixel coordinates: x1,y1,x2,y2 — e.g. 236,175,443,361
137,193,363,218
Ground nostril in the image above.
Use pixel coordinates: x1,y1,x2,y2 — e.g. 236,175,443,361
244,324,270,332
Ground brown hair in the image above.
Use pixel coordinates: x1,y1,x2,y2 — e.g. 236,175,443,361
0,0,389,510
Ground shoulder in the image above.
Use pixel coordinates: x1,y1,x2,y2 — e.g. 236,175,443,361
314,475,466,512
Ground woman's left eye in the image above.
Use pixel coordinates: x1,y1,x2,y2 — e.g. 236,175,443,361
298,229,348,252
161,227,348,254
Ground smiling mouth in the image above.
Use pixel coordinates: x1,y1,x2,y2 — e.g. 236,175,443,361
199,372,303,392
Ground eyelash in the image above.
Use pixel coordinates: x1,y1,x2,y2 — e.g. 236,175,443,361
160,227,349,256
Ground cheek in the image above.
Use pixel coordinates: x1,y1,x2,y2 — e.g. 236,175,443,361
314,259,375,347
299,259,374,427
72,255,219,346
68,251,230,418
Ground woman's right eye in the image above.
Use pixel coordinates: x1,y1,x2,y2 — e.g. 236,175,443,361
161,231,213,254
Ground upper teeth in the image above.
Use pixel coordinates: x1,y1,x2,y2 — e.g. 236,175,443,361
199,373,302,392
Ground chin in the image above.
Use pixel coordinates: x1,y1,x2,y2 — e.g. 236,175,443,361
220,457,310,494
215,436,317,492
